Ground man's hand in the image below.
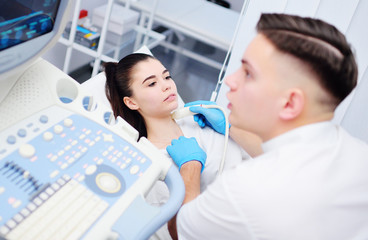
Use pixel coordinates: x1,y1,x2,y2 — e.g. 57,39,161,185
166,136,206,172
185,100,228,135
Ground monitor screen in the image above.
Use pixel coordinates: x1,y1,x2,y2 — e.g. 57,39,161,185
0,0,61,51
0,0,70,78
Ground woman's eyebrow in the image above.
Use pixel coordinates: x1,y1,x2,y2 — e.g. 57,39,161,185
142,75,156,84
142,69,169,84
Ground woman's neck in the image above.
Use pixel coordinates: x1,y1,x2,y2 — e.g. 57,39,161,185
145,116,183,149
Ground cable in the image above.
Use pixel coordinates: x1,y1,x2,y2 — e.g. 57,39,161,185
210,0,251,102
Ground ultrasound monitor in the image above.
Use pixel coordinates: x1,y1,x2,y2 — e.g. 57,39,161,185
0,0,70,79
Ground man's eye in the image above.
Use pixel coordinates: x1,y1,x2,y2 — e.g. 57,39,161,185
245,70,252,79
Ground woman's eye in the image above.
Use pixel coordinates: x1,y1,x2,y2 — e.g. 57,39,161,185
165,75,172,80
148,82,156,87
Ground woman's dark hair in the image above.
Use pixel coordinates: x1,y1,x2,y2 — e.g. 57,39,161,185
104,53,155,140
256,13,358,107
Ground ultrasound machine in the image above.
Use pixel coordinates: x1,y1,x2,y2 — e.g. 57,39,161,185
0,1,184,239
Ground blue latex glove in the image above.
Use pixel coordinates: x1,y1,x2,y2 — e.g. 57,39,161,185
185,100,228,135
166,136,206,172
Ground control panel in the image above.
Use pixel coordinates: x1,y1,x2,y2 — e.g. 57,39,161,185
0,59,184,239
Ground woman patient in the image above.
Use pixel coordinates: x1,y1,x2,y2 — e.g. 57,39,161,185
104,53,249,239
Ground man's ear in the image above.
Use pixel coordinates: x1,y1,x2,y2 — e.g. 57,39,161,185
279,88,304,120
123,96,139,110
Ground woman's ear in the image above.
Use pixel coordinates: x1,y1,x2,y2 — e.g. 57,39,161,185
279,88,304,120
123,96,139,110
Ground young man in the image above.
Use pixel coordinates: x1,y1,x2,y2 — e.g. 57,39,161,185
167,13,368,239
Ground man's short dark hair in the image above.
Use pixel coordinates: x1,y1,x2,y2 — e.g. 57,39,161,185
257,13,358,107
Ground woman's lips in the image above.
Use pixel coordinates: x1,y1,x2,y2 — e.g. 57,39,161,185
164,93,176,102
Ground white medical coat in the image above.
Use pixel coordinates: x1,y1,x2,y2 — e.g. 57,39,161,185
177,121,368,240
147,117,249,240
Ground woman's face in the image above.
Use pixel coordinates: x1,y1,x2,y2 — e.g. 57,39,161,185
124,58,178,118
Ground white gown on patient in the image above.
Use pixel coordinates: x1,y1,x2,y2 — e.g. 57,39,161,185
146,117,249,240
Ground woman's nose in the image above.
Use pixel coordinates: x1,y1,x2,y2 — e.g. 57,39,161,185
162,80,171,91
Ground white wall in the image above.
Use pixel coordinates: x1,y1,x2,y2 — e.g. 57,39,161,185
227,0,245,12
